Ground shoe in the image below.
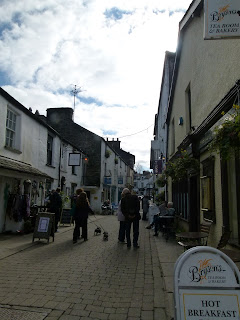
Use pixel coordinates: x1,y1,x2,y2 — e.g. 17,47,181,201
118,240,126,244
133,245,140,249
153,233,158,237
145,225,152,229
84,238,88,241
127,244,131,248
73,240,77,244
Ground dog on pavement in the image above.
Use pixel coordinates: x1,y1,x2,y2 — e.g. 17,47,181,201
103,231,108,241
94,227,101,236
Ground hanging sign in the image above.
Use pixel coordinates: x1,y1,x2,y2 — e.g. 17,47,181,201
153,160,162,174
204,0,240,39
174,246,240,320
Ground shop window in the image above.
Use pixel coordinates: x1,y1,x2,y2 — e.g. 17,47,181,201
201,157,215,222
173,179,189,220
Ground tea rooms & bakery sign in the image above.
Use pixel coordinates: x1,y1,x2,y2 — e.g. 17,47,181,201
204,0,240,39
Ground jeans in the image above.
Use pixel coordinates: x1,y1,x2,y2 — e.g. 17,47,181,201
125,220,139,246
118,221,126,242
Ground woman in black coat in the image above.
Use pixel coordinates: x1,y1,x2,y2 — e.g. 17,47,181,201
73,192,93,243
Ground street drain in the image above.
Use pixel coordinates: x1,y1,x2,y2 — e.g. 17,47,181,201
0,307,48,320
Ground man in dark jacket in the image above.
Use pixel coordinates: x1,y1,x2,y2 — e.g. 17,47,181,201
121,191,141,248
49,188,62,232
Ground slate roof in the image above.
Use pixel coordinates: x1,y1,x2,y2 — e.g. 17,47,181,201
0,156,51,178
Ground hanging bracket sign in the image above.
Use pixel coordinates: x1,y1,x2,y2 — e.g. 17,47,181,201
174,246,240,320
204,0,240,39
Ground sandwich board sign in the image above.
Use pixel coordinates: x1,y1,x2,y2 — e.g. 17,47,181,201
174,246,240,320
204,0,240,39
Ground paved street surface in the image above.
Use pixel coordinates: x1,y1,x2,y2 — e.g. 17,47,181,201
0,215,178,320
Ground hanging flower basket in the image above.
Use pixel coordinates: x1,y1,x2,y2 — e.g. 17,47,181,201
105,150,111,158
156,174,167,187
114,158,118,164
164,150,200,181
209,104,240,161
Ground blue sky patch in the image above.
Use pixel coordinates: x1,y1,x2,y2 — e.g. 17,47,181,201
104,7,132,21
80,96,103,106
0,71,11,86
169,9,185,16
103,129,117,136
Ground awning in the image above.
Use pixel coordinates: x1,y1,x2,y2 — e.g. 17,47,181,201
0,156,51,178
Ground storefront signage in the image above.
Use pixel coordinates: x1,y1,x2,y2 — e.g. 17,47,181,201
174,246,240,320
118,177,123,184
204,0,240,39
37,217,50,232
153,160,162,174
33,212,55,243
104,177,111,184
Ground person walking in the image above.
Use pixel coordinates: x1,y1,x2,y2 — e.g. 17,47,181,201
73,192,93,244
117,188,129,243
142,195,149,221
49,188,62,232
121,191,141,248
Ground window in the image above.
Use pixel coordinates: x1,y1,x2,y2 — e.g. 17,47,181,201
47,134,53,165
6,109,17,148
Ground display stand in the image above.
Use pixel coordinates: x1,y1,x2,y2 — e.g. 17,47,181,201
174,246,240,320
32,212,55,243
60,208,72,226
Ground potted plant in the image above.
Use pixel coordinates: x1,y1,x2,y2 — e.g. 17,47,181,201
114,158,118,164
209,104,240,160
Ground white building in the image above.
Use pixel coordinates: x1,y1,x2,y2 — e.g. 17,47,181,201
0,88,84,232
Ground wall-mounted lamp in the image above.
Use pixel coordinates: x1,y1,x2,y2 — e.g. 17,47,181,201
178,117,183,125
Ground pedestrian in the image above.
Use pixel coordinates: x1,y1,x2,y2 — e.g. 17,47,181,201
71,188,84,239
121,190,141,248
49,188,62,232
73,192,93,244
153,201,175,236
117,188,130,244
142,195,149,221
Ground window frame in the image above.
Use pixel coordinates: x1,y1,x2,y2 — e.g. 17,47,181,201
5,108,19,149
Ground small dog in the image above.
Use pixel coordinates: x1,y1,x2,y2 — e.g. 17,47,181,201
103,231,108,241
94,227,101,236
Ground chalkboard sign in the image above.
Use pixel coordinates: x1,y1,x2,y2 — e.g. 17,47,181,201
60,208,72,226
32,212,55,243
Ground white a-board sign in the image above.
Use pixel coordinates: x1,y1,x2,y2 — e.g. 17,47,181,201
174,246,240,320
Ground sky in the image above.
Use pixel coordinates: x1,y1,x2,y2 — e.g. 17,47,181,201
0,0,193,172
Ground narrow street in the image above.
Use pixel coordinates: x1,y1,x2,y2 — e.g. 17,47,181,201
0,216,168,320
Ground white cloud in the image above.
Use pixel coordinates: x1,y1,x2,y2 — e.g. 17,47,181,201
0,0,192,171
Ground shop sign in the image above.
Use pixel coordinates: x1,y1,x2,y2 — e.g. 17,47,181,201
104,177,111,184
174,246,240,320
153,160,162,174
204,0,240,39
118,177,123,184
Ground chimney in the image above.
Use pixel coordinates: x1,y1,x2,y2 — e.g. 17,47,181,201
47,108,73,124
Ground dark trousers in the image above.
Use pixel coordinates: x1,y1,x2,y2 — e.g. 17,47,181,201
73,217,88,240
125,220,139,246
51,209,60,232
118,221,126,242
